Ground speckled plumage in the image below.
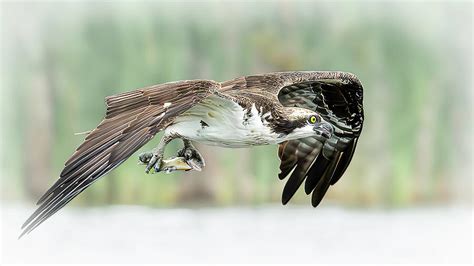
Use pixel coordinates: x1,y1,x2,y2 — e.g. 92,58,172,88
21,71,364,237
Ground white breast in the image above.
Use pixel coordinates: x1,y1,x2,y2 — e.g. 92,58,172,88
165,95,284,148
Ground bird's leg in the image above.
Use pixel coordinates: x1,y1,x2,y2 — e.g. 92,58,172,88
138,134,175,174
177,139,205,171
138,136,205,173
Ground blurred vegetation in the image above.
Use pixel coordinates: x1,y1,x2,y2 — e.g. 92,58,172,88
0,1,472,208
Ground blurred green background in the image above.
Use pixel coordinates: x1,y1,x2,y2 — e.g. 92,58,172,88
1,1,472,208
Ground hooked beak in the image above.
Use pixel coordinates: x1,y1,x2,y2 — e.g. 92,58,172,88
313,122,334,139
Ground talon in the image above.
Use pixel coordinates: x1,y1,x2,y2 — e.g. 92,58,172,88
138,152,153,164
140,139,205,174
184,150,193,160
153,161,162,173
187,158,203,171
177,145,205,172
145,154,162,174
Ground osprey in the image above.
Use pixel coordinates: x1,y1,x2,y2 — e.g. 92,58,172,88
21,71,364,237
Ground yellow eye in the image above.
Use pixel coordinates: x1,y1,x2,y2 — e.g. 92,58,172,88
309,115,317,124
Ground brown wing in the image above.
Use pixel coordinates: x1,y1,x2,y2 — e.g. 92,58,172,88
255,71,363,207
20,80,219,237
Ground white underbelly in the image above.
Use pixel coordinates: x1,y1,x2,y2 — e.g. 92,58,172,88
165,95,284,148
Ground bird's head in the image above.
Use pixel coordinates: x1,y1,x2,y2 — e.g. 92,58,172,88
283,108,334,140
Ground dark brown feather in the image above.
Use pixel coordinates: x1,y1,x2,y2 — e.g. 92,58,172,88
277,141,298,180
281,143,320,204
21,71,363,237
223,71,363,207
330,138,358,185
304,153,331,194
311,153,341,207
257,71,364,207
21,80,219,237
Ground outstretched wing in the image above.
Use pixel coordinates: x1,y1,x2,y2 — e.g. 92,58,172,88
241,71,363,206
20,80,219,237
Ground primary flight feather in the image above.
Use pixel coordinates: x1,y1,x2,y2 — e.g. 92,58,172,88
21,71,364,237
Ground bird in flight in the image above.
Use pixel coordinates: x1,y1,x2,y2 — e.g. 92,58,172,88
21,71,364,237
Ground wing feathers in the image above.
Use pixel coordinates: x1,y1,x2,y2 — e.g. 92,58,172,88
22,72,361,235
304,154,331,194
22,80,218,237
272,71,363,207
330,138,358,185
109,129,152,163
63,123,129,171
281,145,320,204
311,153,341,207
23,143,117,235
278,141,298,180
